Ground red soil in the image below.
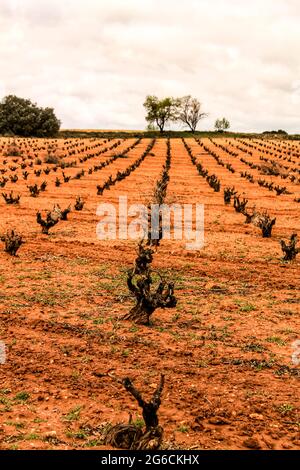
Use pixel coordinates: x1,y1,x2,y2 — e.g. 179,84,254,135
0,137,299,450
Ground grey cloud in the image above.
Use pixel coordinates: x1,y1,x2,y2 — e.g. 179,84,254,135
0,0,299,132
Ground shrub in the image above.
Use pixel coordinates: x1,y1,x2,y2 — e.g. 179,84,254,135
3,142,21,156
2,191,20,204
105,375,164,450
62,172,71,182
224,187,237,205
0,177,8,188
74,196,84,211
274,185,288,196
74,170,85,179
1,230,24,256
244,208,257,225
53,204,71,221
256,211,276,238
206,174,221,192
0,95,60,137
234,195,248,214
280,234,299,261
36,210,60,235
44,154,61,165
28,184,40,197
123,242,177,325
40,181,47,192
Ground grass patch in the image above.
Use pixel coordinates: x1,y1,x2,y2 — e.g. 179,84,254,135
64,406,82,422
15,392,30,403
266,336,286,346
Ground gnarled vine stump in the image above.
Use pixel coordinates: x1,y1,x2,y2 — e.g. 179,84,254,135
105,375,165,450
280,233,299,261
123,243,177,325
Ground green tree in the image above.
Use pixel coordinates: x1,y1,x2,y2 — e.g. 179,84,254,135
0,95,60,137
36,107,61,137
143,95,178,133
178,95,207,133
215,117,230,132
146,122,159,132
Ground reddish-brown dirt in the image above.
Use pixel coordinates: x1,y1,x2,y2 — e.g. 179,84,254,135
0,136,299,450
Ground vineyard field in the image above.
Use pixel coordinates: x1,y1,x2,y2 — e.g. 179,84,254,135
0,136,299,450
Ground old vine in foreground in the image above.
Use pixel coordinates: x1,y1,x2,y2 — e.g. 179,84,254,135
105,375,164,450
123,242,177,325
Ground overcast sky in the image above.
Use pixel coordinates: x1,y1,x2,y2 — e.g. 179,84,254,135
1,0,300,132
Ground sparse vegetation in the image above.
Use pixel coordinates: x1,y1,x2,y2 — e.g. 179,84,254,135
123,242,177,325
256,211,276,238
280,234,299,261
36,209,60,234
1,230,24,256
105,375,164,450
224,186,237,205
28,184,40,197
74,196,85,211
0,133,299,452
53,204,71,221
2,191,20,204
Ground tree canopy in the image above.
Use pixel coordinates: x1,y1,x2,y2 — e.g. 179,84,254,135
143,96,178,133
215,117,230,132
0,95,61,137
144,95,207,133
177,95,207,133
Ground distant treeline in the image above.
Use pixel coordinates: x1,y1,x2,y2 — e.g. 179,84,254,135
0,94,294,139
58,129,295,140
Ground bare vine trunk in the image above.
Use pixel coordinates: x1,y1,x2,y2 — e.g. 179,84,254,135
123,302,155,325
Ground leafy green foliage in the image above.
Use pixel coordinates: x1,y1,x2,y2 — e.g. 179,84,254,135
215,117,230,132
0,95,60,137
143,95,178,132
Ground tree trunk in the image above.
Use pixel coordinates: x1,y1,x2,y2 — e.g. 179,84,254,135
135,426,163,450
123,302,155,325
262,227,272,238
